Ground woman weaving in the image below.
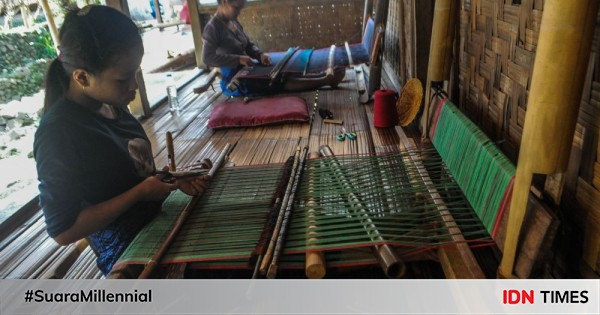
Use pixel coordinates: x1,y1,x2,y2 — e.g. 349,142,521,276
202,0,273,96
34,5,210,275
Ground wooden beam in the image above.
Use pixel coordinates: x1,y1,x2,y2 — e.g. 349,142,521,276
39,0,59,49
187,0,205,68
106,0,152,118
420,0,457,140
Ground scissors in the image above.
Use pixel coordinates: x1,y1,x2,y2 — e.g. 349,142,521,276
336,127,357,141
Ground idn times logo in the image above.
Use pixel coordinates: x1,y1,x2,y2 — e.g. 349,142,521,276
502,290,589,304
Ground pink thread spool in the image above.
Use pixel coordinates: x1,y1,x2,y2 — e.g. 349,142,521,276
373,89,398,128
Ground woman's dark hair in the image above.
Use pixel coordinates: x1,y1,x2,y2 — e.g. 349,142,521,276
43,5,143,112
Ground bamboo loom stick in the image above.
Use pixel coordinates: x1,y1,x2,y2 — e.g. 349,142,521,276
252,156,296,279
259,145,303,276
319,145,406,278
498,0,599,279
396,128,485,278
166,131,176,171
267,146,309,279
138,143,232,279
305,151,326,279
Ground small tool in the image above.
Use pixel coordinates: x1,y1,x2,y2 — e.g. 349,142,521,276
323,119,343,125
156,169,209,183
336,127,357,141
343,127,357,140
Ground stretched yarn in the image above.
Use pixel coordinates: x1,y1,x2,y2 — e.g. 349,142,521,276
432,100,515,234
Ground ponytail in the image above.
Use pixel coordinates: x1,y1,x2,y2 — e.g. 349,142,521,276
43,58,70,114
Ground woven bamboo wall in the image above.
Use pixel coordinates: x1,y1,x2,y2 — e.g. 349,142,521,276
197,0,365,52
574,6,600,276
457,0,543,162
383,0,433,88
458,0,600,276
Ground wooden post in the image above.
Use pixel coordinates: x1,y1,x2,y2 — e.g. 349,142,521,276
153,0,164,25
363,0,374,36
367,0,389,94
498,0,599,279
420,0,457,140
106,0,152,117
187,0,205,68
39,0,59,49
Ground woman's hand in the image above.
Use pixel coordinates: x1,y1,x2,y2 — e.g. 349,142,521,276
260,53,272,66
136,172,178,201
177,174,211,196
239,55,254,66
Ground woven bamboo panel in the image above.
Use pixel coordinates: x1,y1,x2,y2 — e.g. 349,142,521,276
577,9,600,193
384,0,415,85
197,0,364,52
458,0,543,162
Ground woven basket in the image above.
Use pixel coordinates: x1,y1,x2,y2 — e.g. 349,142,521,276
396,78,423,126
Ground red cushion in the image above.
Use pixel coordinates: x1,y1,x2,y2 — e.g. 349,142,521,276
207,96,309,129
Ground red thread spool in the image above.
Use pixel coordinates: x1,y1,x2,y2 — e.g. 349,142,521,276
373,89,398,128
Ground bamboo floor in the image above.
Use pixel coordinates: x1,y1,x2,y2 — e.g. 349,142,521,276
145,66,417,171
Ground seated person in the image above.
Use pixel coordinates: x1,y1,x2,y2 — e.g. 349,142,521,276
201,0,272,96
35,5,210,275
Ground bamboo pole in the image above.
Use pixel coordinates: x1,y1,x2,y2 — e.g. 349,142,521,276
420,0,457,140
39,0,59,50
498,0,599,279
267,147,309,279
138,143,232,279
259,146,302,276
305,151,326,279
187,0,204,67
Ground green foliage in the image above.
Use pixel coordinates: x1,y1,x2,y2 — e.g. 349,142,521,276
0,26,55,103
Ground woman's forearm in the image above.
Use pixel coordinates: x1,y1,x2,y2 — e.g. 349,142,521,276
53,185,144,245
